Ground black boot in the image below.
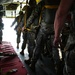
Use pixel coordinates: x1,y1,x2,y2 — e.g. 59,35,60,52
29,59,36,72
25,58,31,65
20,50,24,55
56,61,64,75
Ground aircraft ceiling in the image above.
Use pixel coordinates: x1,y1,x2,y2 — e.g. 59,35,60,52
0,0,13,4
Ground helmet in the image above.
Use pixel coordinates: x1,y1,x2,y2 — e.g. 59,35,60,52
35,0,41,4
29,0,36,6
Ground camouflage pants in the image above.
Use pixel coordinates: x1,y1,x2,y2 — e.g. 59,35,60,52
27,31,36,58
32,21,54,60
63,33,75,75
16,30,21,43
21,31,28,50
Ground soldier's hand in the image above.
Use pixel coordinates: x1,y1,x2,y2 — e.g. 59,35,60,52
22,27,25,32
53,36,61,48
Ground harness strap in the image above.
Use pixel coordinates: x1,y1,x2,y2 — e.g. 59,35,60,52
44,5,58,9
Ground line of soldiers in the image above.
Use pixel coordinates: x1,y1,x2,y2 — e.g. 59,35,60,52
10,11,24,49
11,0,75,75
25,0,63,74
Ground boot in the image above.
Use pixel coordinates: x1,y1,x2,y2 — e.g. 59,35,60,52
29,59,36,72
20,50,24,55
17,43,19,49
56,61,64,75
25,58,31,65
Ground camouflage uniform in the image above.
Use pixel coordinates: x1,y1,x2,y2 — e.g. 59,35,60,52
26,0,61,72
27,16,40,61
0,12,4,44
0,18,4,43
11,11,24,48
63,3,75,75
20,0,36,57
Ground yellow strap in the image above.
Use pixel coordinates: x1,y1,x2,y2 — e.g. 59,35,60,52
39,5,58,24
24,0,28,29
17,16,22,31
26,28,31,31
23,6,31,31
24,11,27,29
44,5,58,9
39,13,41,24
38,7,44,24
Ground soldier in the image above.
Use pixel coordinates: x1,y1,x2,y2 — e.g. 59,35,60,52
26,0,61,73
10,11,24,49
53,0,75,75
0,12,4,44
20,0,36,57
24,14,40,65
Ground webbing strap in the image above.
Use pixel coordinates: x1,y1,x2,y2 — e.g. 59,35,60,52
23,5,31,31
44,5,58,9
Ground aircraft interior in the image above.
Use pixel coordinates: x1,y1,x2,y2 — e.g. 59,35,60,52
0,0,75,75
